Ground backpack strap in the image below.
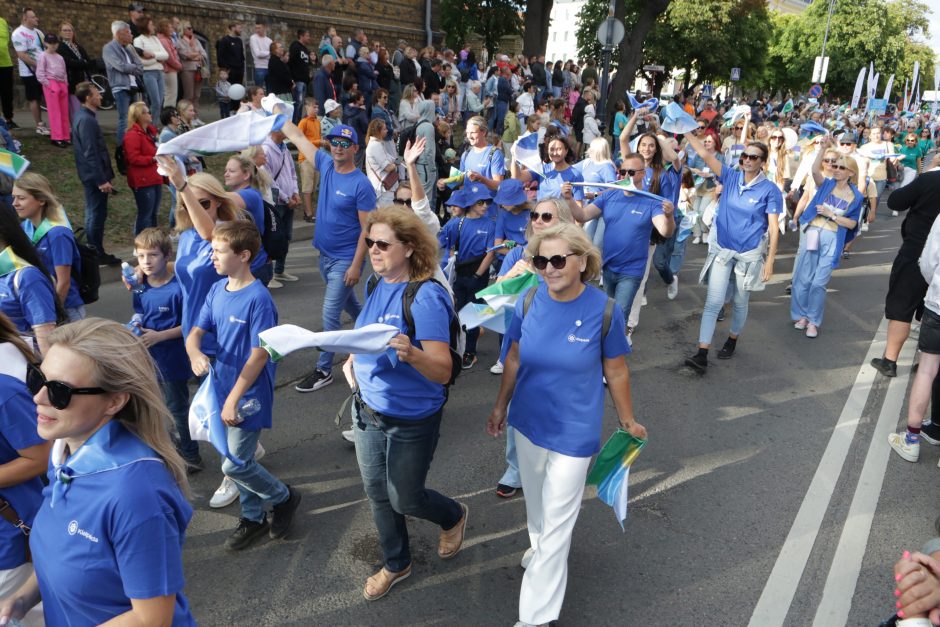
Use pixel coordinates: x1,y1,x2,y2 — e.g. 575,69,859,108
366,274,380,298
601,297,615,342
454,217,466,255
522,286,537,317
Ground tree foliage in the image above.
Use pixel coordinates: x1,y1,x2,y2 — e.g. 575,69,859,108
441,0,525,57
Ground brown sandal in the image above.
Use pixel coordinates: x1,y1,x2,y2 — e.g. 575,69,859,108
363,564,412,601
438,503,469,559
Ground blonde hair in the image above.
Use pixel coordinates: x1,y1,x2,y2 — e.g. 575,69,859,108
402,84,417,102
174,172,245,232
526,223,601,283
466,115,487,132
47,318,190,494
127,101,150,127
12,172,67,223
837,155,859,179
366,207,439,281
586,137,613,165
526,197,575,240
134,227,173,257
0,311,37,364
231,152,272,197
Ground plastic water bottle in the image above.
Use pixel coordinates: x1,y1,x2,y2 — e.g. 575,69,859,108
126,313,143,336
236,398,261,424
121,262,144,294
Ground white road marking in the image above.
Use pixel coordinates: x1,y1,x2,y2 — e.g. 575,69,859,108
748,318,887,627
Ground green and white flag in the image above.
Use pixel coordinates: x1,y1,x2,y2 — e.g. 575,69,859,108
0,148,29,179
459,272,540,334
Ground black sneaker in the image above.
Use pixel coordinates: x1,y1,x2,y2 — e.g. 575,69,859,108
716,305,726,322
461,353,477,370
270,486,302,539
5,119,18,130
870,357,897,378
717,337,737,360
225,517,269,551
97,253,122,267
495,483,518,498
295,369,333,392
183,455,204,475
684,352,707,373
921,422,940,445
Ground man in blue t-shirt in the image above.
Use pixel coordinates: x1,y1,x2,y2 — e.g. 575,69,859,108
571,153,675,332
286,123,377,393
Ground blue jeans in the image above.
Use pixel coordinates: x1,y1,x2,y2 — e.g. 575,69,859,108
698,258,750,346
489,99,509,135
64,306,86,322
291,82,307,125
218,100,231,119
272,204,294,274
114,89,132,145
453,272,489,354
82,183,109,255
499,425,521,488
790,227,837,326
141,71,164,119
317,254,362,372
653,233,677,285
132,184,162,234
221,426,290,523
253,68,268,89
603,270,643,328
583,217,605,253
162,379,198,461
353,401,463,573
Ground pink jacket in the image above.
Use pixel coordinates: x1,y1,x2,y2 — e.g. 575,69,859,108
158,34,182,72
35,51,67,85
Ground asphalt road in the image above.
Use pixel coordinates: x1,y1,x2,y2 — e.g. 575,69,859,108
85,204,934,626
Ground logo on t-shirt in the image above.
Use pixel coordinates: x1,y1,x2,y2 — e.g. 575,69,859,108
567,333,590,343
378,313,401,324
158,306,170,313
228,315,247,324
67,520,100,543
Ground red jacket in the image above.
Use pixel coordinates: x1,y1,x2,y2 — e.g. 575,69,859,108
123,124,163,189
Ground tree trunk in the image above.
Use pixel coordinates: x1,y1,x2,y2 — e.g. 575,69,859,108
610,0,671,107
523,0,554,58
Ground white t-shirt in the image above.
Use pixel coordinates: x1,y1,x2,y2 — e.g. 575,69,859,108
11,25,43,77
249,34,272,69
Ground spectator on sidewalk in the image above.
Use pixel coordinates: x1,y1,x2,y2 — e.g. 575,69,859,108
0,17,17,128
102,20,143,145
265,42,293,102
156,19,181,107
288,30,314,125
11,8,48,135
176,21,206,114
123,101,163,234
262,130,300,283
312,54,337,109
216,23,245,87
133,16,168,119
35,34,70,147
249,21,271,89
57,21,95,120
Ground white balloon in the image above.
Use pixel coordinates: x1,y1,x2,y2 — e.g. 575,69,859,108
228,83,246,101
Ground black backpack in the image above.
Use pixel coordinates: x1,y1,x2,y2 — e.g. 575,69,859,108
397,120,431,157
367,276,463,387
260,199,289,260
114,144,127,176
71,227,101,304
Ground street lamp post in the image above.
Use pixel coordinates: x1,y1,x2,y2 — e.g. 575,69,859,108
596,4,624,136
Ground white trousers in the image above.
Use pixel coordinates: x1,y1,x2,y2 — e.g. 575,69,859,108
515,430,591,625
628,245,656,329
0,562,45,626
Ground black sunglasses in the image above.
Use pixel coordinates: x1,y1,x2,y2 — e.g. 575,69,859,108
532,252,578,270
365,237,396,251
197,198,213,210
831,164,849,171
839,142,855,146
619,168,640,177
392,198,412,207
530,211,553,223
770,135,784,140
27,363,107,410
739,153,762,162
330,139,353,149
822,158,838,164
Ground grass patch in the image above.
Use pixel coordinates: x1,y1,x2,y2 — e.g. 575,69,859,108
16,132,228,250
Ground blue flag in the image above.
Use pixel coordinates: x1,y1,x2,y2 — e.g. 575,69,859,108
188,366,245,466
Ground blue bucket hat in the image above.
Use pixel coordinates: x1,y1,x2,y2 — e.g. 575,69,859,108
447,183,493,208
493,179,527,207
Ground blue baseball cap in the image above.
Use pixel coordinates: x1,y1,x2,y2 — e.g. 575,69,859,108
446,183,493,208
493,179,527,207
325,124,358,144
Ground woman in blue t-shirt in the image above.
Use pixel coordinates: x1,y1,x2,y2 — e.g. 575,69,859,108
510,134,584,205
0,314,48,624
575,137,618,249
222,155,273,286
12,172,85,321
791,143,862,338
681,131,782,373
486,223,646,626
344,207,467,602
0,318,195,626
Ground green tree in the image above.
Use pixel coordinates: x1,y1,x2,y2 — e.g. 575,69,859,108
441,0,525,57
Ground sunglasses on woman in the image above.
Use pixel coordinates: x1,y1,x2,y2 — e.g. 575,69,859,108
770,135,784,140
365,237,396,251
530,211,553,223
392,198,413,207
27,363,107,410
531,252,578,270
831,164,849,171
197,198,213,210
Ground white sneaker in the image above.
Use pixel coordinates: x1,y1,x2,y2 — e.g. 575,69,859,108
667,276,678,300
520,547,535,569
489,360,504,374
692,236,701,244
888,432,920,462
892,210,899,217
268,278,284,289
861,222,869,232
342,429,355,443
210,476,239,508
274,272,299,282
255,441,265,461
641,294,648,306
35,124,50,136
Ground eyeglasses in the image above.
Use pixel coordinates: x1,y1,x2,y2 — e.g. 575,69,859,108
392,197,412,207
197,198,213,210
27,363,107,410
839,142,854,146
330,139,353,149
770,135,783,140
530,211,553,223
739,153,762,161
618,169,640,177
531,252,578,270
822,158,838,164
365,237,397,251
734,126,744,131
831,164,850,171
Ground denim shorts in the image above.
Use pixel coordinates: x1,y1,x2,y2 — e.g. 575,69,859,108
918,308,940,354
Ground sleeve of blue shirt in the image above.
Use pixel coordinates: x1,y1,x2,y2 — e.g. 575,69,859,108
719,164,737,187
568,168,585,200
489,149,505,177
506,287,532,343
248,292,278,350
194,283,218,333
17,268,57,327
602,300,630,358
0,385,43,450
495,209,508,240
355,178,377,213
438,219,455,250
592,189,610,216
765,185,783,214
411,284,450,343
48,228,76,271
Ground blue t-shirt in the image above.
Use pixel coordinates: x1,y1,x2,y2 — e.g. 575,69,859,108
236,188,269,272
460,146,505,182
715,168,782,252
497,246,525,277
0,267,57,334
354,279,451,418
313,150,376,260
643,165,682,205
576,159,617,194
175,228,223,355
0,375,43,570
495,208,529,246
438,214,495,262
34,225,83,309
593,190,665,276
537,163,585,201
507,284,629,457
133,276,189,382
195,279,277,431
31,450,195,626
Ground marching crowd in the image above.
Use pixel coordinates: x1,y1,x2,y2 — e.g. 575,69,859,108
2,5,940,626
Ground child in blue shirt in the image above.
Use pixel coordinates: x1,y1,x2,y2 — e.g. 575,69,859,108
186,221,301,550
131,228,201,469
493,178,531,252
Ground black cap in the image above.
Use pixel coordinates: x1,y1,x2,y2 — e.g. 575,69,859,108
43,33,59,44
840,131,858,144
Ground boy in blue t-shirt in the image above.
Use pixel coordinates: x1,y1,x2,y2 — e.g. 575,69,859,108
131,228,201,470
186,221,301,551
